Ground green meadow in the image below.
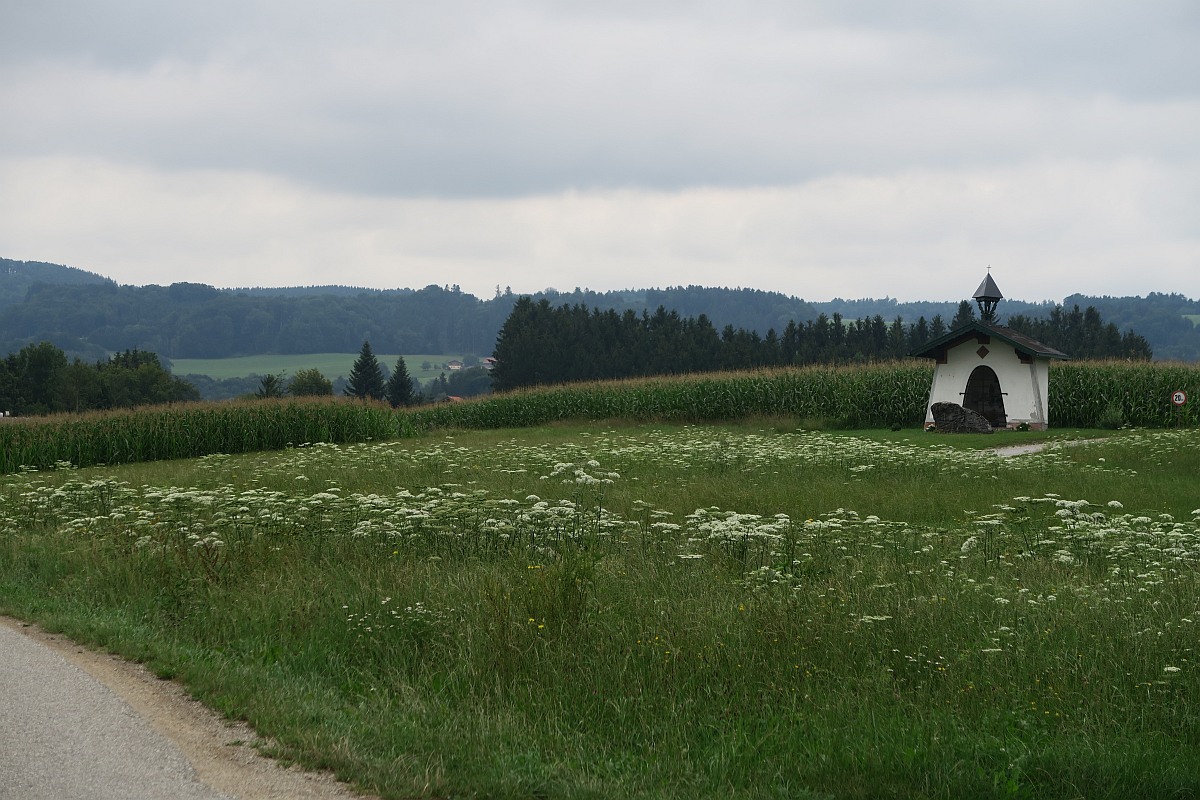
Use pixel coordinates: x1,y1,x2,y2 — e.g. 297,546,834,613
2,415,1199,798
170,353,466,382
2,363,1199,797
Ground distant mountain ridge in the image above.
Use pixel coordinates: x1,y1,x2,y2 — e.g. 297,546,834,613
2,257,1197,361
227,285,416,298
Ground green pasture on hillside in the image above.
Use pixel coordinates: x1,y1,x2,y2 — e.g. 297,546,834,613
1185,314,1200,327
170,353,466,382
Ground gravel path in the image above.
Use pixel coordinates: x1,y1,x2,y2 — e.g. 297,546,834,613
990,436,1108,458
0,618,375,800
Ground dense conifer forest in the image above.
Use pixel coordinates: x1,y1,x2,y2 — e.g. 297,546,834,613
490,297,1152,391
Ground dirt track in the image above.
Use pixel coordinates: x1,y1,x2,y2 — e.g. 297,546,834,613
0,617,376,800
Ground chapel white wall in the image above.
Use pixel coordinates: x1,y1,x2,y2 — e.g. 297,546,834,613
924,340,1050,428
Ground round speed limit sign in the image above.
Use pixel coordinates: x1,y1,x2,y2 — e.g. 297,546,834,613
1172,390,1188,406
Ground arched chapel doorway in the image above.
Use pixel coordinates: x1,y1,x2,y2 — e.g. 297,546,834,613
963,365,1006,428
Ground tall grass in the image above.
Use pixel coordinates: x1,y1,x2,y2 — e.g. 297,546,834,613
3,425,1199,798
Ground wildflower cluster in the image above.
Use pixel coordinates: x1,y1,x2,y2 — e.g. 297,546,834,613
0,449,637,570
344,598,453,641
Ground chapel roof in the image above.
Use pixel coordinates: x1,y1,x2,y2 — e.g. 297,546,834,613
973,272,1003,302
911,320,1069,361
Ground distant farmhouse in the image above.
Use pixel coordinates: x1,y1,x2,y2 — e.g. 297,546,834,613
914,273,1068,430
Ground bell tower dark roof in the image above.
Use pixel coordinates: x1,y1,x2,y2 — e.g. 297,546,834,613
973,272,1003,302
973,271,1003,322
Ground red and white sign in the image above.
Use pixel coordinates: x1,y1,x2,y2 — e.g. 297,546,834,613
1171,390,1187,406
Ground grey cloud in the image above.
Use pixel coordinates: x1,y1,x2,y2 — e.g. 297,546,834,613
0,1,241,67
1,1,1198,198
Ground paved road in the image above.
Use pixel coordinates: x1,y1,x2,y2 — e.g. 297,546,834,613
0,622,232,800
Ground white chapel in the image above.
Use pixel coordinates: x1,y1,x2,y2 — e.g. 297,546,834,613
913,273,1068,430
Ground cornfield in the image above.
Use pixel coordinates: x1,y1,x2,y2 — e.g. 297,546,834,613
407,362,934,431
0,398,403,474
1049,361,1200,428
2,360,1197,475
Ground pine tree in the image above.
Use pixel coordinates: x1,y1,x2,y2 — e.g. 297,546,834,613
385,355,415,407
491,297,546,391
344,340,385,400
929,314,947,339
950,300,976,329
255,372,287,399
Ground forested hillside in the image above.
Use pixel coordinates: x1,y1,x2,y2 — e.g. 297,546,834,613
0,280,509,361
2,258,1197,361
1061,292,1200,361
0,258,114,309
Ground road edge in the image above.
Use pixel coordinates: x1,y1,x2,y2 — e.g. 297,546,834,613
0,616,378,800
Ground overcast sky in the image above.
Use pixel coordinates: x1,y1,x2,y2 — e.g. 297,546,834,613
2,1,1198,302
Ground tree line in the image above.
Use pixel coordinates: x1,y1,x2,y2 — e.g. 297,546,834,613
4,258,1195,363
491,297,1152,391
0,339,497,415
0,343,199,416
0,296,1156,414
1060,291,1200,361
1005,304,1153,361
249,342,491,405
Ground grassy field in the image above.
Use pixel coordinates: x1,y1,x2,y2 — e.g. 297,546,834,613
2,420,1199,799
1185,314,1200,328
170,353,466,382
